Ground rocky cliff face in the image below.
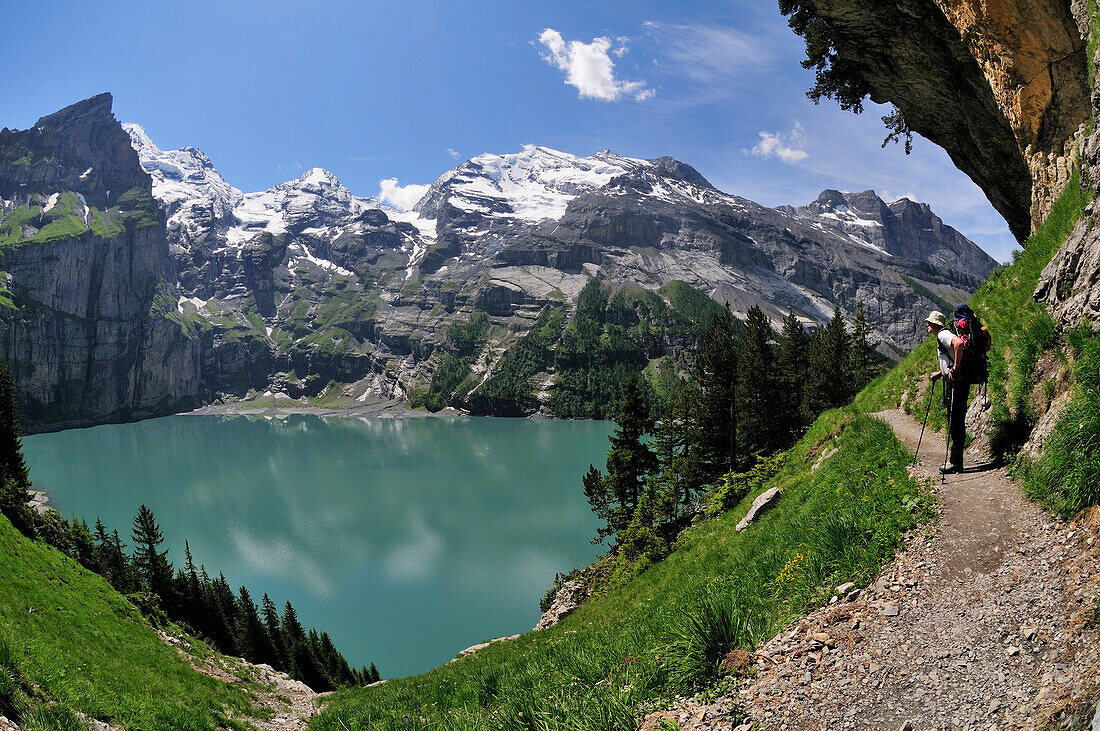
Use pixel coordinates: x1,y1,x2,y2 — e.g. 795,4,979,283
1034,2,1100,326
783,0,1088,241
0,94,199,431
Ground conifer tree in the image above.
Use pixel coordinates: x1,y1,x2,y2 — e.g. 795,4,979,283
0,361,33,536
262,593,287,670
235,586,277,666
582,465,613,544
776,311,810,443
649,380,702,519
130,504,173,598
736,305,778,457
67,517,97,570
694,305,738,481
807,306,851,413
0,361,30,491
848,300,877,392
602,372,657,538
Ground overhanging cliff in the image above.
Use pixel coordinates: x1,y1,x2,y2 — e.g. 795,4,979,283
781,0,1089,241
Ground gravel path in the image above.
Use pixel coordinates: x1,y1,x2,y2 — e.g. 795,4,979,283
641,409,1100,730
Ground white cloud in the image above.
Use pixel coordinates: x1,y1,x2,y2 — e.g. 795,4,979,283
537,28,653,102
379,178,430,211
661,24,769,86
445,148,461,160
747,124,808,164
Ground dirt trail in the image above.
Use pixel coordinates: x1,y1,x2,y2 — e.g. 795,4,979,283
642,409,1100,731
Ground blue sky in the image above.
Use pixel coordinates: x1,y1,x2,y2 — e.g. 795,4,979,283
2,0,1017,260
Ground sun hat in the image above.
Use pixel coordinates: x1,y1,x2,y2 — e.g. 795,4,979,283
925,310,946,328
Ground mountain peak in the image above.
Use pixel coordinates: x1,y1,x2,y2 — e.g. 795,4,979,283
34,92,114,131
296,167,340,185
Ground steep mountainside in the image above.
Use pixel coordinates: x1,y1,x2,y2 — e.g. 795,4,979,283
0,94,199,430
0,95,997,428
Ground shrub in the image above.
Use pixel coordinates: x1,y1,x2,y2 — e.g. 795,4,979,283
705,454,785,516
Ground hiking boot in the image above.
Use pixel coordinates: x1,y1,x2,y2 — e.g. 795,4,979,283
939,463,961,474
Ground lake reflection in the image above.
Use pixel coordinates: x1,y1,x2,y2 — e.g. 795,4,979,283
23,414,612,678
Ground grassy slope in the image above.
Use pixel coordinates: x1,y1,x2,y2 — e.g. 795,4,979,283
311,409,932,730
0,514,258,730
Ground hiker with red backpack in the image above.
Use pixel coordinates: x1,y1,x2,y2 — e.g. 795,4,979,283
925,306,991,474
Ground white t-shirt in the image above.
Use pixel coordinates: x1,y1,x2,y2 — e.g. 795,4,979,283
937,329,956,375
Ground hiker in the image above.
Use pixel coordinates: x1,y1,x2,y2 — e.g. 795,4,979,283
926,310,968,473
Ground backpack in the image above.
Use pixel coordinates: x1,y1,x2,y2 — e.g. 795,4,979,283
951,303,991,386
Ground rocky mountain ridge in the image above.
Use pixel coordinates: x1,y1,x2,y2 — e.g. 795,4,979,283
0,94,997,429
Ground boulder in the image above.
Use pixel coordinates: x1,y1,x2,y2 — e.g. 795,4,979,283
736,487,782,532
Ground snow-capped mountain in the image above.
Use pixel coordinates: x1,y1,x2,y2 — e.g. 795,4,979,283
119,118,995,408
414,146,653,224
0,95,999,427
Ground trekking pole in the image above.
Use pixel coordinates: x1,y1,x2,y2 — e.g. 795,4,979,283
915,379,935,460
942,382,954,483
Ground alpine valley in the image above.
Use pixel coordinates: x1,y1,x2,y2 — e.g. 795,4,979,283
0,94,997,431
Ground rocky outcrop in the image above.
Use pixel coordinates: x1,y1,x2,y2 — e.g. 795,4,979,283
0,95,199,431
1033,4,1100,328
783,0,1088,240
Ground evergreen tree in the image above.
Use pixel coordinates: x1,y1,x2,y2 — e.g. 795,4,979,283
648,380,703,520
0,361,33,536
100,528,132,591
178,541,202,630
807,306,851,413
130,504,173,598
234,586,277,666
776,312,810,444
67,517,97,570
736,305,778,458
0,361,30,491
210,573,239,651
848,300,877,392
262,593,287,670
581,465,613,544
694,305,738,481
602,373,657,538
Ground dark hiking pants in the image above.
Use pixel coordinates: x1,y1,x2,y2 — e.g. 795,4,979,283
943,378,970,467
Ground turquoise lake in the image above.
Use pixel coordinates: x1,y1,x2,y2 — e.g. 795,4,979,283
22,414,613,678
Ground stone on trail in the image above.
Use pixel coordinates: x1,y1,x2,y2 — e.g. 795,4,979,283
883,604,900,617
736,487,783,532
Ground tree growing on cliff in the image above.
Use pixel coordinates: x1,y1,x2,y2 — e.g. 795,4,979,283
778,3,912,154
